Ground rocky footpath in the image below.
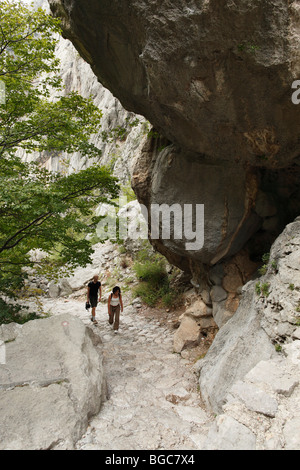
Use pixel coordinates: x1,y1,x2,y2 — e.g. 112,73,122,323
3,218,299,450
34,297,214,450
4,284,299,450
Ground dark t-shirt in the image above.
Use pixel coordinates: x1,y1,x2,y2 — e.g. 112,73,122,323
88,281,101,298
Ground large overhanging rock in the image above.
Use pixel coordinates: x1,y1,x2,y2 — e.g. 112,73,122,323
48,0,300,168
132,142,261,268
48,0,300,272
131,137,300,276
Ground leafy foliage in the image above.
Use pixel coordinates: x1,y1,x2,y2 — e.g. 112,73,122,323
133,248,170,307
0,297,40,325
0,1,104,159
0,1,120,317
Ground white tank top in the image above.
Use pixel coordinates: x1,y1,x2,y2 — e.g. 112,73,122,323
110,294,120,306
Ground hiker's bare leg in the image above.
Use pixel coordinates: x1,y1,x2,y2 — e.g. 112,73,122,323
92,307,96,321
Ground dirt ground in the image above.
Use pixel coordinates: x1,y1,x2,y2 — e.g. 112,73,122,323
74,287,217,365
134,302,217,365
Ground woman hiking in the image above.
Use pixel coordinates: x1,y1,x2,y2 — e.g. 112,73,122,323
108,286,123,333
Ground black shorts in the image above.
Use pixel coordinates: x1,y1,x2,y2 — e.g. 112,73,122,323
89,296,98,308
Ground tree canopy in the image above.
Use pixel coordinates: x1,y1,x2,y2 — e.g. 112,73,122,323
0,1,120,321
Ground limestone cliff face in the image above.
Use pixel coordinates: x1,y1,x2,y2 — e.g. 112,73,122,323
46,35,147,184
48,0,300,278
23,0,148,184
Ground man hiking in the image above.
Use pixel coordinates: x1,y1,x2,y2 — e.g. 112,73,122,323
87,275,102,324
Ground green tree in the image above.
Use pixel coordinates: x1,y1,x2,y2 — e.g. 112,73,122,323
0,1,119,321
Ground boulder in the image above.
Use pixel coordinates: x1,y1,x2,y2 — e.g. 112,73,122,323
185,299,209,319
204,340,300,450
48,279,72,298
210,286,227,303
48,280,60,298
199,282,276,412
199,217,300,413
132,144,264,269
174,296,218,354
173,316,201,353
0,314,106,450
59,279,73,297
212,300,234,329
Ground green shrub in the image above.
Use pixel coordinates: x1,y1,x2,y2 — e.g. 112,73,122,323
255,281,270,297
161,290,180,308
134,260,168,285
133,254,170,307
0,299,40,325
134,282,160,307
132,243,183,308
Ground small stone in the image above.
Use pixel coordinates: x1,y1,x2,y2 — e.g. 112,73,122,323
173,316,201,353
185,299,208,318
210,285,227,303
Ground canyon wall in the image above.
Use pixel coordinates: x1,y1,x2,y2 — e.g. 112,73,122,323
47,0,300,413
48,0,300,274
22,0,148,185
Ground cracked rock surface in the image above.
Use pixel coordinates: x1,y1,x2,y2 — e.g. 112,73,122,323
0,314,105,450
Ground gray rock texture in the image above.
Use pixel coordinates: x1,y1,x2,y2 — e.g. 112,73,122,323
199,282,276,412
204,415,257,450
205,340,300,450
199,217,300,413
131,141,265,272
0,314,106,450
48,0,300,275
48,0,300,167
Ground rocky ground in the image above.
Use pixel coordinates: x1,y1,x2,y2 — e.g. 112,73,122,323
3,224,300,450
37,296,214,450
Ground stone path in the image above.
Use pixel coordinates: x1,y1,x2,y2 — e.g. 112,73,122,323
40,297,214,450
